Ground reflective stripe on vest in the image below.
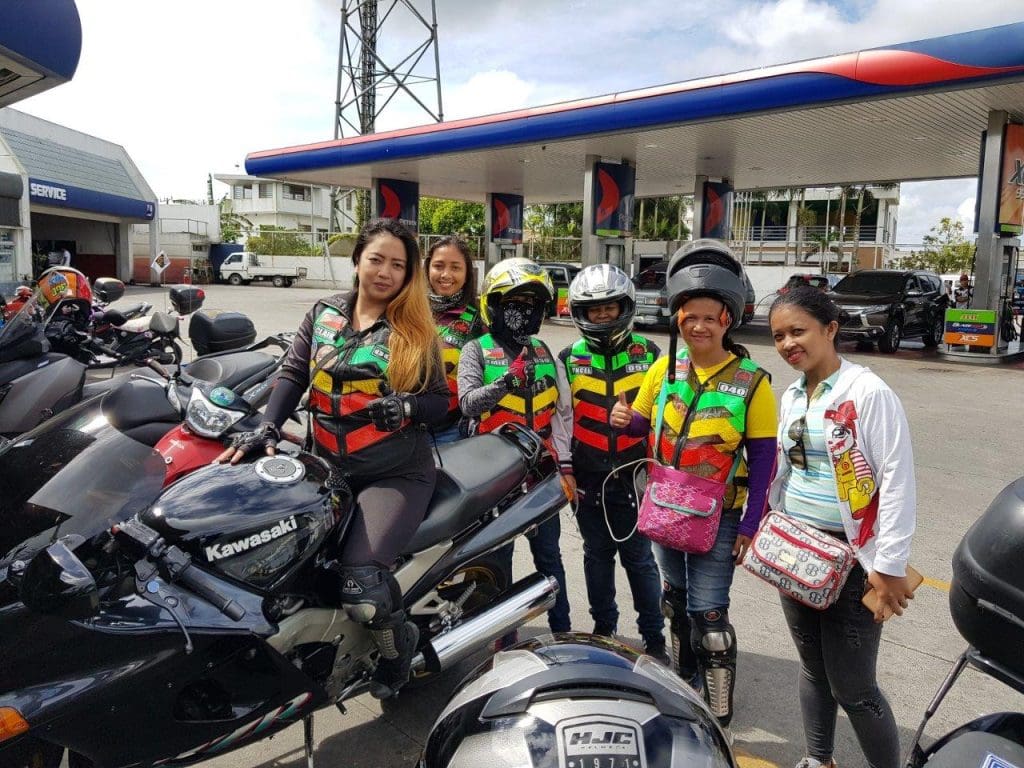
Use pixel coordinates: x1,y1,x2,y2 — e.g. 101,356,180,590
478,335,557,438
308,305,407,458
653,351,765,509
563,335,656,458
436,305,480,416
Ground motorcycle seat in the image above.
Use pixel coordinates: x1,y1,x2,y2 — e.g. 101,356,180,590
404,433,527,552
184,350,277,390
150,312,177,334
119,302,147,318
96,308,127,326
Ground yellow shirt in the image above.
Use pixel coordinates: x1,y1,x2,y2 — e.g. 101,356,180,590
632,354,777,440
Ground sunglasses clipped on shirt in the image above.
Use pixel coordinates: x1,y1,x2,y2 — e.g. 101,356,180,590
788,414,808,471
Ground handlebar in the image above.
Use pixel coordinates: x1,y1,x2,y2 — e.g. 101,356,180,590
113,518,245,621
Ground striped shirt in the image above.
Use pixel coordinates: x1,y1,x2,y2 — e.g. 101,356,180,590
780,369,843,531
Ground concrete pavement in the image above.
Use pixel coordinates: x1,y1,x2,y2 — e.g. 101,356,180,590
109,283,1024,768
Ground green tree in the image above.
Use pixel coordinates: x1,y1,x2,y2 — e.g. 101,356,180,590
636,196,690,240
902,217,974,273
219,198,252,244
245,225,316,256
418,197,484,237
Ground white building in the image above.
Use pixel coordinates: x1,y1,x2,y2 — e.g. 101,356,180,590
130,202,220,283
213,173,357,239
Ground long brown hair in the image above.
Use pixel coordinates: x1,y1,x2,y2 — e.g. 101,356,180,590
352,220,442,393
425,235,478,307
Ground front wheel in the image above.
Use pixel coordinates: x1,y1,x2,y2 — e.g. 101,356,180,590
405,553,512,688
272,275,286,288
227,273,243,286
878,318,903,353
3,739,64,768
922,311,945,348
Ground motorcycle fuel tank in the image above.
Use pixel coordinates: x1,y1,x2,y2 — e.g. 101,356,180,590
142,453,345,592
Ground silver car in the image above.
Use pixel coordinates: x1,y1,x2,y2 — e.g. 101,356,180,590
633,260,756,327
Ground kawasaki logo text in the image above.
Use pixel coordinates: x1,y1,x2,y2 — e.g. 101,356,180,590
205,517,298,561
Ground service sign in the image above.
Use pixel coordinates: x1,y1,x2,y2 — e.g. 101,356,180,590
998,123,1024,235
374,178,419,233
944,308,996,347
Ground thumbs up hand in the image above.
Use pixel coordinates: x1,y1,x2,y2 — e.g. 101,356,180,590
610,392,632,429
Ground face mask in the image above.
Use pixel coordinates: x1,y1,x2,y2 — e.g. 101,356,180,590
493,301,543,345
429,288,464,315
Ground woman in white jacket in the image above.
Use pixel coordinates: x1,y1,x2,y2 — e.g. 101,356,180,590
768,286,916,768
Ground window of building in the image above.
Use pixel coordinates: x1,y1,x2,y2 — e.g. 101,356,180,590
298,224,311,232
345,194,353,211
259,183,274,199
283,184,310,202
232,184,253,200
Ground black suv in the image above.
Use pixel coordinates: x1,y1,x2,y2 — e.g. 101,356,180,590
829,269,948,353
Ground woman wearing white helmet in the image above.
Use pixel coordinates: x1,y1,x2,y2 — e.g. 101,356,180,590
610,240,778,730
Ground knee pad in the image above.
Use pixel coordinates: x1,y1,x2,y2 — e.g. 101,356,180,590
334,563,402,627
661,582,697,679
691,607,737,724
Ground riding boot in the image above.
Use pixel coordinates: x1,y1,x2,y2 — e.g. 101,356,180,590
369,613,419,700
661,582,699,688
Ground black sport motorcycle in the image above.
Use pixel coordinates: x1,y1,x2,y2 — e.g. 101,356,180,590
0,398,564,767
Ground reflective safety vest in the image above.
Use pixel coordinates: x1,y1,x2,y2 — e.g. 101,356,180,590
653,351,768,510
307,298,411,474
435,304,482,427
560,334,659,472
477,334,558,439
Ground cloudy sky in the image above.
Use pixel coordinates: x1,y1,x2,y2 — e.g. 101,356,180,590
16,0,1024,243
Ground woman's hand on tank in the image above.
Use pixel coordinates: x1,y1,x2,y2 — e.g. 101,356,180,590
367,392,413,432
866,570,915,622
215,422,280,465
609,393,632,429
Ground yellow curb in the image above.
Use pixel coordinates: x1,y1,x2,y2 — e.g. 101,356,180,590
734,748,780,767
923,576,950,592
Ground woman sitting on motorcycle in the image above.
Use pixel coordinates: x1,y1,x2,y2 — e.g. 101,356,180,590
424,235,485,444
218,219,448,699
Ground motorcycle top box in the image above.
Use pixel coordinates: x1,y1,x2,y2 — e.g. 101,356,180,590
92,277,125,303
169,285,205,315
142,454,346,591
189,309,258,355
950,476,1024,677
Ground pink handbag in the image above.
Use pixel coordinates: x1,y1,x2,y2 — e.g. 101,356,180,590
636,370,743,554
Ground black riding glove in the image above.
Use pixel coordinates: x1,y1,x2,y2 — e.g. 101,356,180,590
228,421,281,455
366,394,413,432
502,349,535,390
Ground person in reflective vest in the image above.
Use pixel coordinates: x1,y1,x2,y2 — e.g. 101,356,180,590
610,240,778,730
458,256,573,635
556,264,666,661
218,220,449,699
425,236,485,444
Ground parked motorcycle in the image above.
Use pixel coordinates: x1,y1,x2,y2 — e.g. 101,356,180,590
905,475,1024,767
0,396,563,767
88,277,152,341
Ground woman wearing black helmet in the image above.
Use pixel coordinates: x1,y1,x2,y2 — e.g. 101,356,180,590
610,239,778,730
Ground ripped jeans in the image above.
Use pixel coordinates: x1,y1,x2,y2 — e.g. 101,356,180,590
779,563,900,768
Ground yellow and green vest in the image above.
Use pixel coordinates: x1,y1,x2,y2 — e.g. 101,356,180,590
435,304,482,428
478,334,558,440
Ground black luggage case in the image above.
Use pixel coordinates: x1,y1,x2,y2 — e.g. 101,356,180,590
950,476,1024,676
93,277,125,303
189,310,256,355
169,285,205,315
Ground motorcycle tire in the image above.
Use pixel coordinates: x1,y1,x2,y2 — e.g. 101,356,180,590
3,738,64,768
405,553,512,689
142,339,182,366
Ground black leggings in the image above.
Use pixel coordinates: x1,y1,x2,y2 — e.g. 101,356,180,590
338,448,437,568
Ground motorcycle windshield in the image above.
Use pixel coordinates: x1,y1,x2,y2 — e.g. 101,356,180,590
0,295,44,362
0,401,167,566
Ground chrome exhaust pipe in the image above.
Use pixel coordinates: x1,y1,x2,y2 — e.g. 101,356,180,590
413,573,557,674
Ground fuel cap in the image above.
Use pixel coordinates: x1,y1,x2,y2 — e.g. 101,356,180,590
254,455,305,485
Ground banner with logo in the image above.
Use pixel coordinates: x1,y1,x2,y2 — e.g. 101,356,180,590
944,307,996,347
998,123,1024,235
701,181,734,239
490,193,524,243
151,251,169,276
375,178,419,233
592,162,635,237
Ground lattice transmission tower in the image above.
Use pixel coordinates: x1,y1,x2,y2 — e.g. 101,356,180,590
331,0,443,232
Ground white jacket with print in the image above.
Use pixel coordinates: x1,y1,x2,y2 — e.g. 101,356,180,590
768,358,916,576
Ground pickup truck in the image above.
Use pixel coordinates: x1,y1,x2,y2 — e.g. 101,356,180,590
218,251,307,287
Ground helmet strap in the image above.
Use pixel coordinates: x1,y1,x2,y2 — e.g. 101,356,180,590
667,312,679,384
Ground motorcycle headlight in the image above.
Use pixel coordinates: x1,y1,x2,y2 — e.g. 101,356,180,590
185,388,245,438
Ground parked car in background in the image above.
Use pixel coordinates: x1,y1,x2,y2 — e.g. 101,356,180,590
829,268,947,353
541,261,581,317
633,260,755,327
780,273,842,294
218,251,307,287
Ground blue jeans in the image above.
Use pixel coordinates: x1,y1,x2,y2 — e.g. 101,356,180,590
497,513,571,633
653,508,742,614
576,470,664,643
431,422,463,445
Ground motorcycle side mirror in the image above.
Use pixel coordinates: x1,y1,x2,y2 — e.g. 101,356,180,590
20,536,98,620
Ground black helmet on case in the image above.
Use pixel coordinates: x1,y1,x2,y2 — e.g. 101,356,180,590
418,635,736,768
666,239,746,330
568,264,636,351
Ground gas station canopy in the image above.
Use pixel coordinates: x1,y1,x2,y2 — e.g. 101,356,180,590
0,0,82,108
247,22,1024,201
